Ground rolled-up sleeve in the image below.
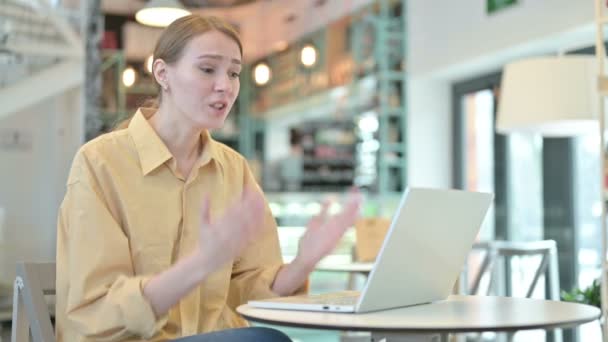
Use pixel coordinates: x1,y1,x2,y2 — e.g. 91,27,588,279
57,153,167,341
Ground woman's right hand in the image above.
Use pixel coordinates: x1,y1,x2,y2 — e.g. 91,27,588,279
196,185,266,273
143,186,266,317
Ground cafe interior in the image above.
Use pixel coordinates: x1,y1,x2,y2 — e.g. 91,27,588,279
1,0,607,341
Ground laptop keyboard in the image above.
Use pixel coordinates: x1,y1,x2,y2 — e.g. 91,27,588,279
306,292,360,305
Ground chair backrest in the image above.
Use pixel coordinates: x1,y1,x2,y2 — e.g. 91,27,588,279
354,217,391,262
467,240,560,300
11,262,56,342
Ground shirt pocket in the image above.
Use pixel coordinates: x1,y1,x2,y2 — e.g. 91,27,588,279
132,243,172,275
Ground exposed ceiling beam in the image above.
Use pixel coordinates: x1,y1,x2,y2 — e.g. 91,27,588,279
36,0,82,49
1,0,83,59
0,59,83,120
5,42,82,59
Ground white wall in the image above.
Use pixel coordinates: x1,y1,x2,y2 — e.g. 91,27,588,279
407,0,595,187
406,77,451,187
0,88,82,283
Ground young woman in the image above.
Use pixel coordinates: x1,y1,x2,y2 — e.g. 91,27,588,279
55,15,361,342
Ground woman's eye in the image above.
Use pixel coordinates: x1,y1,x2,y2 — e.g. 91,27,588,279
200,67,214,74
230,72,240,79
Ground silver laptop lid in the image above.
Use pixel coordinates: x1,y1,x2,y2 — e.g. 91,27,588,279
356,188,493,312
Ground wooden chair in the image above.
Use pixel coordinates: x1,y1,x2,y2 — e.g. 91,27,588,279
347,218,391,289
354,217,391,263
11,262,55,342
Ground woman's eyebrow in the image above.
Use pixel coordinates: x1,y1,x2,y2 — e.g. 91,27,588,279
197,54,241,65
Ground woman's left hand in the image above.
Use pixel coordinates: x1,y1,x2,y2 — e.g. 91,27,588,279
294,189,363,270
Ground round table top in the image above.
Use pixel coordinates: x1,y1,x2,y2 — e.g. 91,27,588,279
237,295,601,333
314,262,374,273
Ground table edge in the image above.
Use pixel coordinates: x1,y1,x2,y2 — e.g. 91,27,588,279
239,311,601,334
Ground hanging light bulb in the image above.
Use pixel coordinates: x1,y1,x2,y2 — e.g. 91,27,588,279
135,0,191,28
122,66,137,87
253,62,271,86
300,44,317,68
146,55,154,74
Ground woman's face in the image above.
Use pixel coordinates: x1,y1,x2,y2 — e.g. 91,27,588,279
163,30,242,130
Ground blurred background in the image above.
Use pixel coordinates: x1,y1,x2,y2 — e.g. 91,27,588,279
1,0,607,341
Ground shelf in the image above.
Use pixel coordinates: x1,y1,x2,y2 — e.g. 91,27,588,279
302,172,354,182
382,158,405,168
303,158,356,167
384,143,405,153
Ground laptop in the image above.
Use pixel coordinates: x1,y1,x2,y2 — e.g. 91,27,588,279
248,187,493,313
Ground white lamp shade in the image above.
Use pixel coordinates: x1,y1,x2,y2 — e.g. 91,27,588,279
496,56,599,137
135,0,191,28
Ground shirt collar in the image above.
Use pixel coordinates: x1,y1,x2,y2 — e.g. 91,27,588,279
128,107,218,176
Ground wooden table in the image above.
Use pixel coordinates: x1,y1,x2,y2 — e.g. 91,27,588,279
238,295,601,341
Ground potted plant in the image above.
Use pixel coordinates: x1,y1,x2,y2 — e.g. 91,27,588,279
561,279,601,309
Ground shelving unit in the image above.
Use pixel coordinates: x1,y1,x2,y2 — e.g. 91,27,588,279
100,50,127,131
246,0,407,194
236,64,256,159
299,119,357,191
351,0,407,194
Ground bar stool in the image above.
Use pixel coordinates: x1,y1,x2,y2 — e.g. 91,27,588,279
465,240,562,342
468,240,560,300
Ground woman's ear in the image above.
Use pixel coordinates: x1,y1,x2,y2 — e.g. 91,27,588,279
153,59,169,91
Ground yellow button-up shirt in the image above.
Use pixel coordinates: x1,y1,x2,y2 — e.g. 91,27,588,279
56,108,286,341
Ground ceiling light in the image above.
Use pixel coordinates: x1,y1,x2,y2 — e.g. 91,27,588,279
122,66,137,87
358,112,379,133
253,62,271,86
300,44,317,68
146,55,154,73
135,0,191,28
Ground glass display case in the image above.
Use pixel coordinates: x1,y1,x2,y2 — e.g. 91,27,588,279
265,191,401,293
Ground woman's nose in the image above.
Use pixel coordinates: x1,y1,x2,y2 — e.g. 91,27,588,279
214,75,231,92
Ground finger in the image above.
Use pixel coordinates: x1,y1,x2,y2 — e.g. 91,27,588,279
319,199,331,218
229,185,254,216
342,200,361,226
249,191,265,225
307,200,330,230
332,195,362,229
242,185,261,210
344,192,363,216
240,185,263,212
347,188,363,206
235,186,250,211
240,186,265,232
200,196,211,225
317,199,332,221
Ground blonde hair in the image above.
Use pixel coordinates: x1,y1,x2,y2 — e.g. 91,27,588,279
114,15,242,130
